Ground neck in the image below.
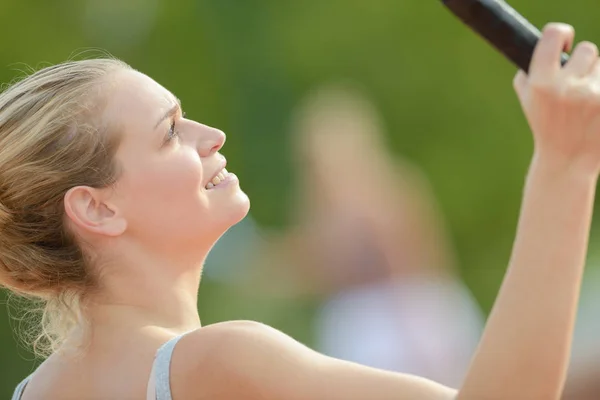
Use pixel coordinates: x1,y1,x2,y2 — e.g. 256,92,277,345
87,246,207,336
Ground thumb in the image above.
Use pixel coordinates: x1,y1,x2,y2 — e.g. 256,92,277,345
513,70,528,102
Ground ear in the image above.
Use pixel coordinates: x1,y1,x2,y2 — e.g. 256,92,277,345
63,186,126,237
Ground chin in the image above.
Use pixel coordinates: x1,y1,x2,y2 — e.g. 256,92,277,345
216,189,251,230
201,185,250,245
230,190,251,224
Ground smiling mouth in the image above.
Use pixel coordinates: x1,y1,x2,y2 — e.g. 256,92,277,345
206,168,230,189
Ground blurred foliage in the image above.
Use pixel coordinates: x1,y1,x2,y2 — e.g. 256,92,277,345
2,0,600,396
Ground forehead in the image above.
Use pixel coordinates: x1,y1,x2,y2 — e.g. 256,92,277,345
103,69,177,140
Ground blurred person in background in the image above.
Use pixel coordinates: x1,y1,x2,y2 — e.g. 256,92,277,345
256,83,484,387
1,23,599,400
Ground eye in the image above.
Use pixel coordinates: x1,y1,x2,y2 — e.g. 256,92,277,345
165,112,186,143
166,119,178,142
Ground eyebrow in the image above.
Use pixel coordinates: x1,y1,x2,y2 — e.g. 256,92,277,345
154,97,182,129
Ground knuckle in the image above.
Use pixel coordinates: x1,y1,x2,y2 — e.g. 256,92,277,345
512,78,519,92
565,82,588,99
543,22,574,37
563,81,600,106
575,41,599,56
527,77,598,104
512,72,522,88
528,79,590,105
528,77,557,95
588,82,600,103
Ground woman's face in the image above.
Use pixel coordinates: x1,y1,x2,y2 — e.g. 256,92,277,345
102,69,250,255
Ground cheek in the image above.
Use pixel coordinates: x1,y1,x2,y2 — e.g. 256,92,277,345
152,161,203,196
120,154,207,219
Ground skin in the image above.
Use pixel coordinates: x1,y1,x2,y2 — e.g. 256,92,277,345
16,22,600,399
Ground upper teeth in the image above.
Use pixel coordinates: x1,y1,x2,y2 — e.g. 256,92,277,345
206,168,228,189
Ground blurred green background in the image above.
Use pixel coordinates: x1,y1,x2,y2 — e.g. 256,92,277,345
3,0,600,397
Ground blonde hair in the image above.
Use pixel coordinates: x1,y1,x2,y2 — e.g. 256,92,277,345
0,57,130,357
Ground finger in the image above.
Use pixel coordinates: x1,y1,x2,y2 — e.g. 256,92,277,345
530,23,575,79
513,70,528,101
590,59,600,78
563,41,599,77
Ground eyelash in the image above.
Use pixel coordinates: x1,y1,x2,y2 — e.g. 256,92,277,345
166,111,187,142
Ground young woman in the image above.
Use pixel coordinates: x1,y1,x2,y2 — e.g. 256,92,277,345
2,23,598,399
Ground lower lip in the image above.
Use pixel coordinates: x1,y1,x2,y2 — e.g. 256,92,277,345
207,173,238,190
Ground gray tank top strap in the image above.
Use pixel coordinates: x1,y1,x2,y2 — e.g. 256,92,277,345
11,374,33,400
13,334,187,400
147,333,187,400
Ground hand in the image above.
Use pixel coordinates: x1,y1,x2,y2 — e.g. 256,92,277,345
514,23,600,176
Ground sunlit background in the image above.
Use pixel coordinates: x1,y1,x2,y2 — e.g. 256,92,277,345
3,0,600,398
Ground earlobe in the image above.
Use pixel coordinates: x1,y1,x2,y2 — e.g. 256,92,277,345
64,186,127,237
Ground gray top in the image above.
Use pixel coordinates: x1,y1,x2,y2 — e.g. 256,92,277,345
11,333,186,400
11,373,31,400
146,333,186,400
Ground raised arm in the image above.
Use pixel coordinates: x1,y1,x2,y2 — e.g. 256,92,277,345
458,23,600,399
173,23,600,400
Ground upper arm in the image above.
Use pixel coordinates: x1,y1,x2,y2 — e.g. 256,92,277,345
170,320,457,400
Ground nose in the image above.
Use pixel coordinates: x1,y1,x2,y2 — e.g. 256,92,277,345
198,126,226,157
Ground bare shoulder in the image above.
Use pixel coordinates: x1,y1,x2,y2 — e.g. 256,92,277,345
175,319,315,359
170,320,456,400
174,320,292,361
169,320,301,399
